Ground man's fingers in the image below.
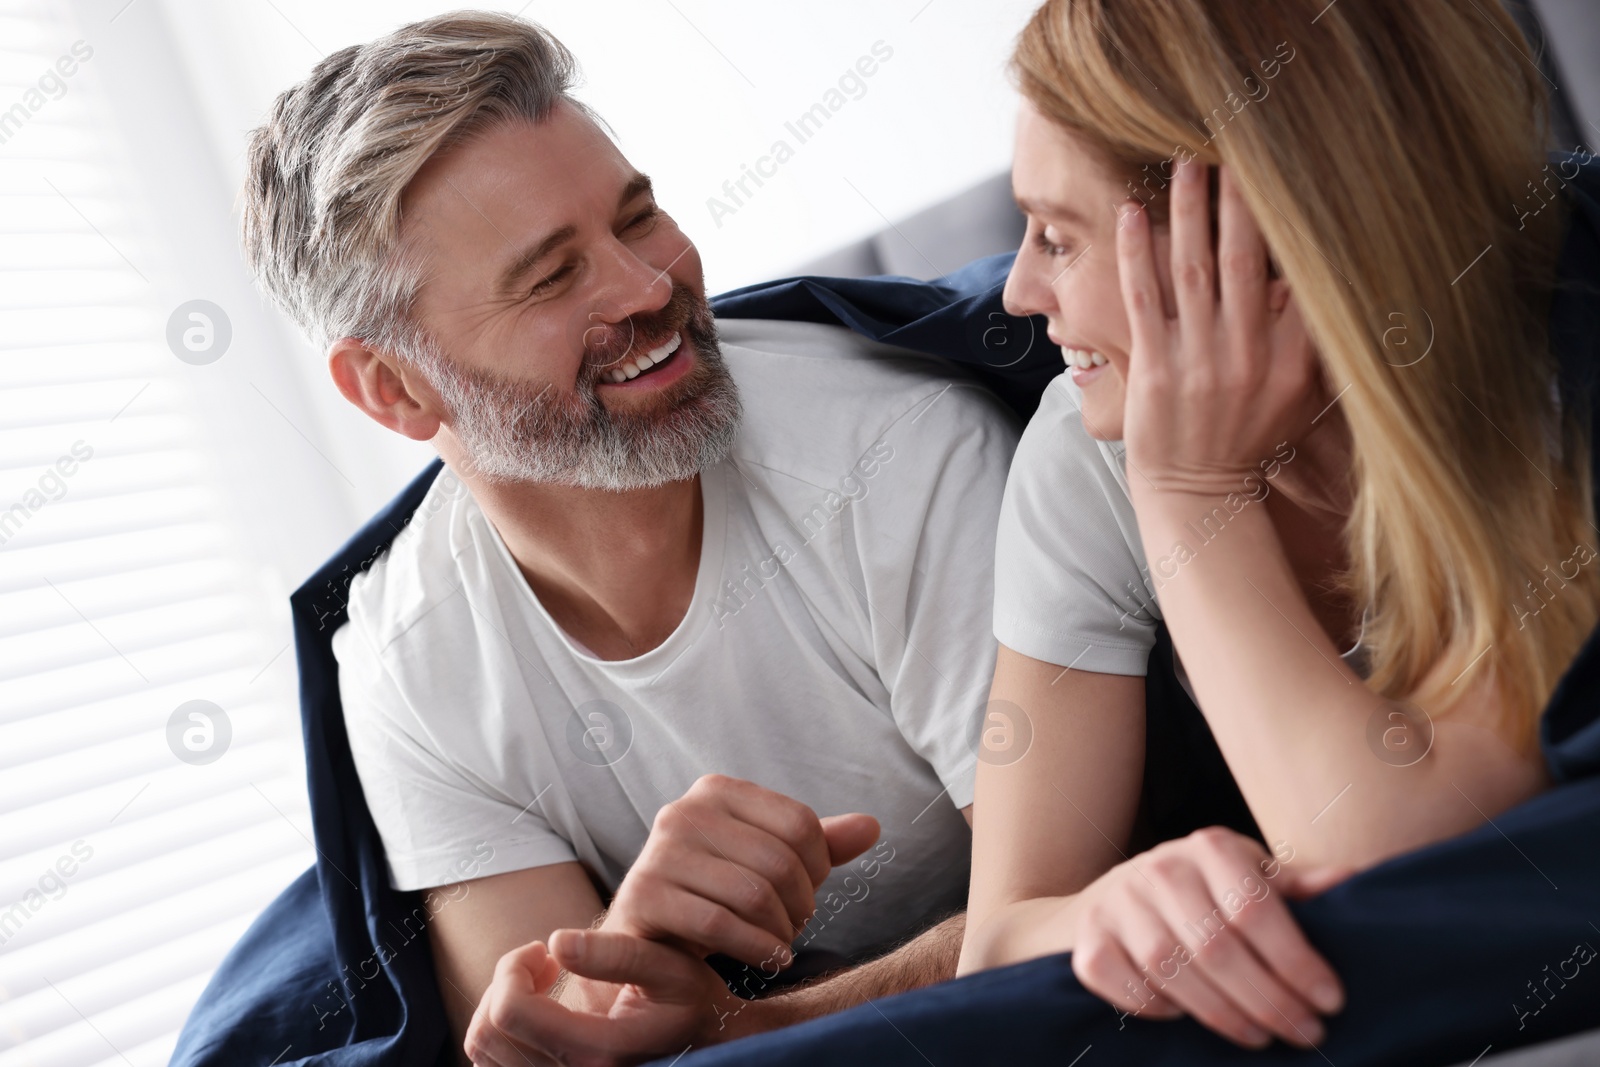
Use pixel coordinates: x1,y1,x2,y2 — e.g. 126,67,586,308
551,929,708,1003
652,883,794,969
647,799,820,930
656,851,797,957
690,814,819,929
489,939,562,995
685,775,834,887
820,813,879,867
467,943,595,1066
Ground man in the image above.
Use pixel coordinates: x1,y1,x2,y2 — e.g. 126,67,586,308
238,12,1020,1065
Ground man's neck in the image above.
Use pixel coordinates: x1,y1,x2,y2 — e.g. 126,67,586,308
462,468,704,661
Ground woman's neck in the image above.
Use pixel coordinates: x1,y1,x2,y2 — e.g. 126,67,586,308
1264,413,1362,649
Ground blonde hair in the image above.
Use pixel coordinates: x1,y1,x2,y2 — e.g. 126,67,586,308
1014,0,1599,741
240,11,599,361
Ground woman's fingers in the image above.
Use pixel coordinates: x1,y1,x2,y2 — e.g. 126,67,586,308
1217,164,1270,356
1133,861,1320,1048
1072,915,1183,1021
1135,947,1276,1048
1191,839,1345,1020
1169,158,1217,355
1116,200,1169,381
1080,896,1269,1046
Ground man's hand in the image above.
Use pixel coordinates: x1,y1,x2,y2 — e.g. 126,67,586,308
1071,826,1349,1050
465,930,749,1067
606,774,879,966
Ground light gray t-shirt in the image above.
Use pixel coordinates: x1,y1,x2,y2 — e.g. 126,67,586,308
332,318,1021,962
994,373,1367,680
994,375,1161,675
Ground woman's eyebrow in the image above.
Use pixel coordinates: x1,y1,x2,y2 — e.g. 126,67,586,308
1013,194,1093,226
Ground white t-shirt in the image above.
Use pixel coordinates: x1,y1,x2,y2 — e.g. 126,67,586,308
994,374,1368,679
994,374,1161,675
332,318,1021,962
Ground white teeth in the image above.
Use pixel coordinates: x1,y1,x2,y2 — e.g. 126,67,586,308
602,333,682,385
1059,346,1106,370
648,333,682,361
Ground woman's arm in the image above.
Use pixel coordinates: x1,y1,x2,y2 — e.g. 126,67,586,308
959,653,1347,1050
1130,491,1544,869
1116,160,1548,872
958,643,1145,973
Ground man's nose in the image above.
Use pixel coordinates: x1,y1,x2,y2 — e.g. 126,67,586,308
594,237,675,323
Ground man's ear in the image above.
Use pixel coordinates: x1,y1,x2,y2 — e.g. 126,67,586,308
328,336,442,443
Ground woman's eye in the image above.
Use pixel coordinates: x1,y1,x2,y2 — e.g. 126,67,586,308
1033,229,1073,258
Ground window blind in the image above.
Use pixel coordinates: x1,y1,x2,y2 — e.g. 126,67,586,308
0,5,314,1065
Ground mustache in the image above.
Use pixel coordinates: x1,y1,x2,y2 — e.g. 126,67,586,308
579,286,705,374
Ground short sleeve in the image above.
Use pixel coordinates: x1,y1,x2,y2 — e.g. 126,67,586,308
850,379,1023,810
332,616,579,891
992,376,1159,675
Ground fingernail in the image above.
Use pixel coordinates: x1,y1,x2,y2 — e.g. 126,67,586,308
1298,1017,1326,1046
563,931,586,963
1241,1024,1270,1047
1119,204,1142,229
1312,982,1342,1013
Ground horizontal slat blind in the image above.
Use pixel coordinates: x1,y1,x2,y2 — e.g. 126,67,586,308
0,4,314,1064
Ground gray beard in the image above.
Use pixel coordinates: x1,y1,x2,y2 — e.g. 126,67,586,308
412,314,741,491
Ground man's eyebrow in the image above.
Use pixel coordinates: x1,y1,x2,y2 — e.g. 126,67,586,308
498,224,578,294
619,172,654,209
497,173,657,295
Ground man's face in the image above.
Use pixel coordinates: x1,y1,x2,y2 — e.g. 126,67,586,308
399,101,739,488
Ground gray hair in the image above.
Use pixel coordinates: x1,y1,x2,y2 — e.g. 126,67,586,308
239,11,595,360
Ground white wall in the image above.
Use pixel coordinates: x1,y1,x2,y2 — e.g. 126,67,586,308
162,0,1036,292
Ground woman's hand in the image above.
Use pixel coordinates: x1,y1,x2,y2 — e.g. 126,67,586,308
1071,826,1348,1050
1116,159,1324,498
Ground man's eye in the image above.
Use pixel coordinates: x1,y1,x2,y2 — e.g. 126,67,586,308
528,264,573,296
625,206,660,232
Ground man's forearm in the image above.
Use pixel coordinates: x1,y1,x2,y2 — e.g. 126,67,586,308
722,912,966,1039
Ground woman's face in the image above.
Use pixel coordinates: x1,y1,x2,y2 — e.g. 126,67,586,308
1003,101,1176,441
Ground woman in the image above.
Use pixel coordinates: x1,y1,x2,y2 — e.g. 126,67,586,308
955,0,1600,1053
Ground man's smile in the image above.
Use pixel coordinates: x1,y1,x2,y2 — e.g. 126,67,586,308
596,330,693,390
